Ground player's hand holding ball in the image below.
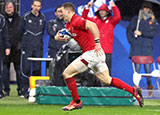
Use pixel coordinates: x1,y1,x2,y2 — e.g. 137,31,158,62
55,29,72,42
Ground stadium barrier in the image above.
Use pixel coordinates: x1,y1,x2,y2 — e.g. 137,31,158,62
36,86,137,106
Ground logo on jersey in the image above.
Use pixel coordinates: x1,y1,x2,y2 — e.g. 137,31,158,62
22,51,25,54
72,33,77,37
28,20,32,23
105,20,109,23
53,24,57,27
39,19,43,25
68,27,77,37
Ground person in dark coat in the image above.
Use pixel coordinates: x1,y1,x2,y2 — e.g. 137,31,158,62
19,0,45,98
127,2,159,96
47,5,66,58
2,1,22,96
0,13,10,98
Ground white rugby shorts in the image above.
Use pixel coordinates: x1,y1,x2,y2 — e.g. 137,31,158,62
71,49,108,74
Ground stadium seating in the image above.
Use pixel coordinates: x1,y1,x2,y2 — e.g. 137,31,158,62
156,56,160,89
157,56,160,70
131,56,160,89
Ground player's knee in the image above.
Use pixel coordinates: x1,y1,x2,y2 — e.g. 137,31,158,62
62,71,72,79
104,76,112,85
62,71,67,79
104,81,110,85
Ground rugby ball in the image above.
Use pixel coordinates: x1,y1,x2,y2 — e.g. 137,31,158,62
59,29,72,41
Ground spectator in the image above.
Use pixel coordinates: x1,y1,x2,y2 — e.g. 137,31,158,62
2,1,22,96
82,0,121,74
127,2,159,96
19,0,45,98
0,13,10,98
47,5,66,58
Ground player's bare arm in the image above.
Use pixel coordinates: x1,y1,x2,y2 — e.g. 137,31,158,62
85,20,102,56
54,30,68,42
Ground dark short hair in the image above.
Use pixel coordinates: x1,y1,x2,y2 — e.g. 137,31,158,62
62,2,75,12
32,0,42,4
5,1,15,8
142,2,152,10
55,5,62,12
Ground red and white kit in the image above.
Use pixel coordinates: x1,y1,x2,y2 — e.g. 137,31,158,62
66,14,108,74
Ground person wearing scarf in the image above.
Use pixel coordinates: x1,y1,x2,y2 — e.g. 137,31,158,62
127,2,159,96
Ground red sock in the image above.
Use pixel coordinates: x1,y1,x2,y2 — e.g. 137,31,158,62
65,77,79,102
110,77,134,95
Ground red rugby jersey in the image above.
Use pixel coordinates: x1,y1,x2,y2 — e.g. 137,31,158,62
66,14,95,53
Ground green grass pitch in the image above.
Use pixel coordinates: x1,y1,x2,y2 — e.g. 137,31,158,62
0,85,160,115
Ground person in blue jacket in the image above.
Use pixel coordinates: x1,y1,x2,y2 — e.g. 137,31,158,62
19,0,45,98
127,2,159,96
0,13,10,98
47,5,66,58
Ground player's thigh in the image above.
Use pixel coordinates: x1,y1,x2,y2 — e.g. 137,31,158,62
63,56,88,78
91,61,112,85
